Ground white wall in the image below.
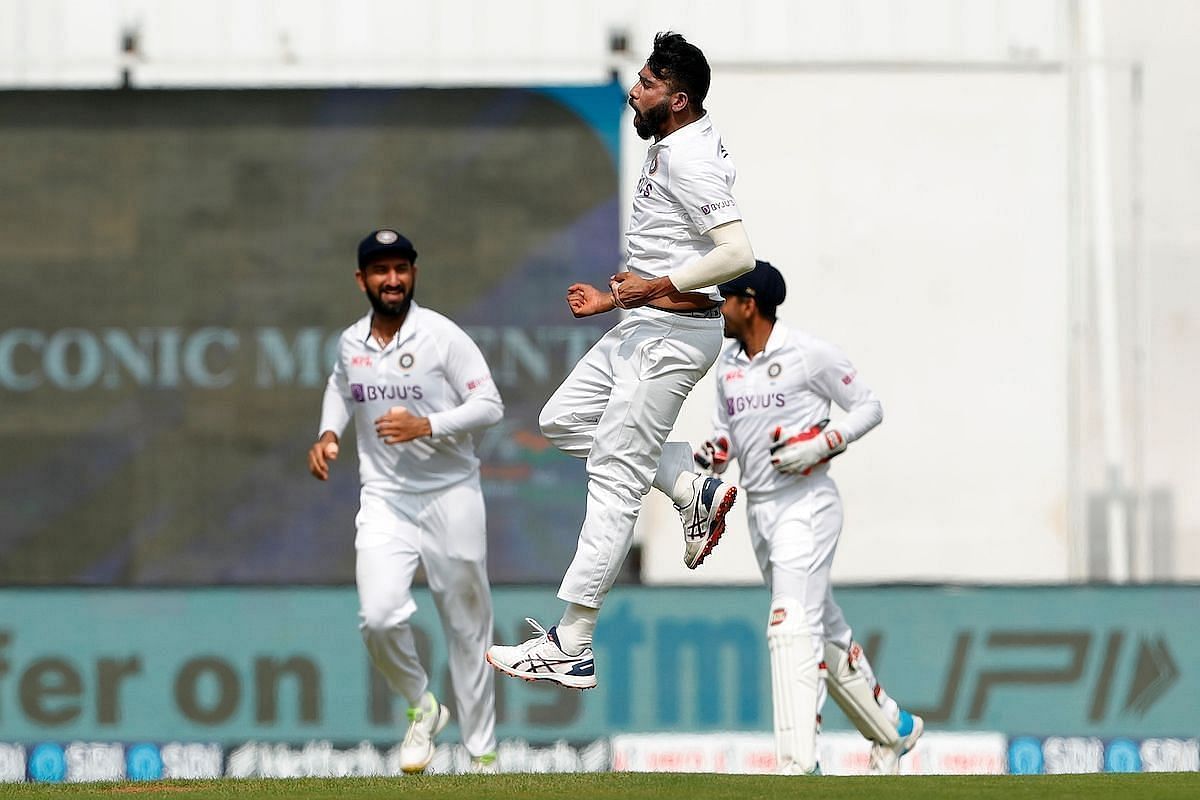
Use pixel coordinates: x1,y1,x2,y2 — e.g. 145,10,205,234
637,68,1069,584
0,0,1063,87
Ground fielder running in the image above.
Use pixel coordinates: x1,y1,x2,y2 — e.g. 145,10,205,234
487,31,754,689
695,260,923,775
308,229,503,774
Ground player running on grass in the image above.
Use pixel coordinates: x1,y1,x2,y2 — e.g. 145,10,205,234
309,229,502,774
695,260,923,775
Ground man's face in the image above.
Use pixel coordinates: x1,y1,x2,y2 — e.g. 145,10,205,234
720,294,754,339
356,256,417,318
628,65,675,140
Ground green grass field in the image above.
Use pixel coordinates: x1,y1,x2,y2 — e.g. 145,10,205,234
0,773,1197,800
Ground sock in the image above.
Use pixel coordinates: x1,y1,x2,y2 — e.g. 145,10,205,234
555,603,598,653
653,442,697,503
670,471,698,507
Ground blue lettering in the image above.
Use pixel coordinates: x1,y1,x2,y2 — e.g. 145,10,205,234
594,602,644,726
657,618,760,725
0,328,45,391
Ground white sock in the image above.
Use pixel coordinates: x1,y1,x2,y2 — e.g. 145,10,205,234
653,442,697,503
555,603,598,654
671,471,699,507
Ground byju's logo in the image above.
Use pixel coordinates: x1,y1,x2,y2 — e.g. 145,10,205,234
349,383,423,402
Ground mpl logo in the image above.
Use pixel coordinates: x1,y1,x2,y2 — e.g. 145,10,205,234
723,368,744,383
352,355,373,367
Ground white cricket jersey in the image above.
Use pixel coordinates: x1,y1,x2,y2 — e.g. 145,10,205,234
625,113,741,302
318,302,504,493
712,322,883,496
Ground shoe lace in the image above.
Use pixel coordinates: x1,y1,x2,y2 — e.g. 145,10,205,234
676,476,711,541
869,741,900,773
402,708,427,748
868,745,886,772
518,617,551,648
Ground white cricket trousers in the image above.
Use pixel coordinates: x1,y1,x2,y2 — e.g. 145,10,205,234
541,307,723,608
745,476,855,662
354,476,496,758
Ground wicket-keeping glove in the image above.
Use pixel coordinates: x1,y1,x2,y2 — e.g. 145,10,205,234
769,418,846,476
694,436,731,475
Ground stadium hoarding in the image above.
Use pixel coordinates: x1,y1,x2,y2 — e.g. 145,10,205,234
0,84,623,586
3,736,1197,781
0,585,1195,746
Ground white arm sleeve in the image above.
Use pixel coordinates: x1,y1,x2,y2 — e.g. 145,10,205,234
426,326,504,437
811,343,883,444
317,355,351,439
668,220,754,293
712,369,735,460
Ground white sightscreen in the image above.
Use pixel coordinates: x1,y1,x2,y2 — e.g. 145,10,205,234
636,68,1069,584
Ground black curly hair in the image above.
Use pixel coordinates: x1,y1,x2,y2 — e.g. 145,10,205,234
645,31,711,114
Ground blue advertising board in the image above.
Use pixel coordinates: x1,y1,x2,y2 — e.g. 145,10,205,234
0,585,1195,744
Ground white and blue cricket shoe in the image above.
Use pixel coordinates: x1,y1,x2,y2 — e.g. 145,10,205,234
678,473,738,569
486,619,597,690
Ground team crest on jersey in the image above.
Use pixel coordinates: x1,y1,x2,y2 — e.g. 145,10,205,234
398,352,415,370
768,363,782,378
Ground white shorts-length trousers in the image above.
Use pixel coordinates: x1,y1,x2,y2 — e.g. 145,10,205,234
541,307,723,608
354,476,496,758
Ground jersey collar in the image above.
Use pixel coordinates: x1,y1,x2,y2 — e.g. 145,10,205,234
652,112,712,149
732,320,789,363
355,300,423,352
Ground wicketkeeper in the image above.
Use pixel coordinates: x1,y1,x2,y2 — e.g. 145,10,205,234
695,260,923,775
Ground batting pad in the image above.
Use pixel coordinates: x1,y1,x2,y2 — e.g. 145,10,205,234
767,597,820,774
824,641,900,746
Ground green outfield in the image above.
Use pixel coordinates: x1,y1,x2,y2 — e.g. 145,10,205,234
0,773,1198,800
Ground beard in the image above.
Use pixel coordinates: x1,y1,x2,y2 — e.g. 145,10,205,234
632,97,671,140
365,283,414,319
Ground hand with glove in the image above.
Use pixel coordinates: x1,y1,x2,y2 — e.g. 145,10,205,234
769,418,847,476
694,436,731,475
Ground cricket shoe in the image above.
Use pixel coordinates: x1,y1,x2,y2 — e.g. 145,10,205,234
399,691,450,774
779,761,822,776
486,618,597,690
867,710,924,775
469,752,499,774
678,473,738,569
